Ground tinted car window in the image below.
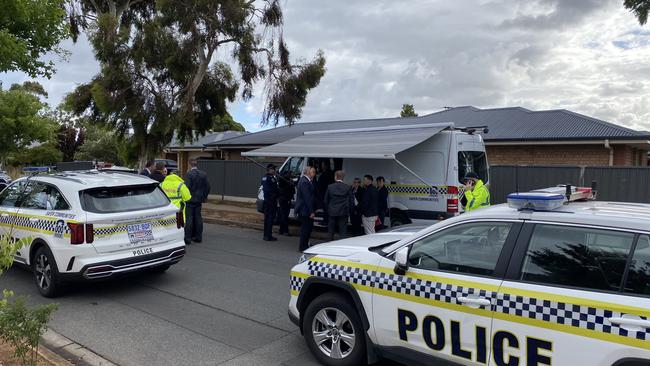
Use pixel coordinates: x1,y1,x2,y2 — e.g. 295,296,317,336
408,222,512,276
0,181,27,208
624,235,650,296
20,182,70,210
81,184,169,213
521,225,635,291
458,151,488,183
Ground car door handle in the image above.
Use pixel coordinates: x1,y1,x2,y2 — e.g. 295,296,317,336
457,296,491,307
29,218,39,223
1,213,9,218
608,317,650,329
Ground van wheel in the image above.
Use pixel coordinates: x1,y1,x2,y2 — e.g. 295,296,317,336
302,293,366,366
33,246,63,298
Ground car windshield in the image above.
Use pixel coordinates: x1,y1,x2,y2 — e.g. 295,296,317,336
81,184,169,213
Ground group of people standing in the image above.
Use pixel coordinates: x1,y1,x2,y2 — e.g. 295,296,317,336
261,163,389,252
141,159,211,245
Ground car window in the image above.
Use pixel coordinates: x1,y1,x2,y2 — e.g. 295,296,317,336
81,184,169,213
20,182,70,210
408,222,513,276
624,235,650,296
458,151,488,183
281,157,304,178
520,225,635,291
0,181,27,208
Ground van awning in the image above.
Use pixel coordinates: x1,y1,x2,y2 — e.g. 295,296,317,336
241,123,453,159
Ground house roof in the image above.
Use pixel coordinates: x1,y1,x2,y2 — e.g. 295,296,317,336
167,130,248,150
208,106,650,148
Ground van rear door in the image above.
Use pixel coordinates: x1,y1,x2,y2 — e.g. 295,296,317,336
81,184,183,254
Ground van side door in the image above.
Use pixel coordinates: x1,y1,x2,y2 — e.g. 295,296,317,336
494,223,650,366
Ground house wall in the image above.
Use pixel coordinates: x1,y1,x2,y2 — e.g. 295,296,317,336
486,144,647,166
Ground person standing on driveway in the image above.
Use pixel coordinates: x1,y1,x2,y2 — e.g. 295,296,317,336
150,161,167,183
376,176,389,229
462,172,491,212
359,175,378,235
278,171,295,236
324,170,354,241
140,160,154,177
184,159,211,244
161,172,192,244
262,164,280,241
295,166,316,251
350,177,364,236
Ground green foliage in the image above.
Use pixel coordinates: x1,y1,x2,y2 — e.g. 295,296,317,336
74,120,133,166
8,142,63,167
0,82,57,166
54,111,85,162
213,113,245,132
67,0,326,165
0,292,58,366
625,0,650,25
400,104,418,118
0,0,69,78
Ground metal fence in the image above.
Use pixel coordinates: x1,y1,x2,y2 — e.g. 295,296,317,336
197,160,283,199
199,160,650,203
490,165,650,204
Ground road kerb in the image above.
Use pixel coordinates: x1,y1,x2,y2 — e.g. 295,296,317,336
41,329,117,366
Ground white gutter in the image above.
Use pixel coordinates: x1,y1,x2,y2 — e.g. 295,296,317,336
486,139,650,146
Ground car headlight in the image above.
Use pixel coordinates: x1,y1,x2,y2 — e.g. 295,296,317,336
298,253,316,264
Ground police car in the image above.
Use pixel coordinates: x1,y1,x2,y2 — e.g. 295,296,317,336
289,186,650,366
0,171,186,297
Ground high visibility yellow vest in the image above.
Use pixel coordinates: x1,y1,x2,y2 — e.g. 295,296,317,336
464,179,490,212
161,174,192,219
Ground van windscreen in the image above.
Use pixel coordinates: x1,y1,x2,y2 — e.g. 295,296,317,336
81,184,169,213
458,151,488,182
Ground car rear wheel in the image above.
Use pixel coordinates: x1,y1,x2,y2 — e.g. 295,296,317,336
302,293,366,366
32,246,63,298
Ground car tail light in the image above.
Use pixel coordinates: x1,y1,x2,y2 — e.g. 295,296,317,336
68,223,85,245
447,186,459,214
85,224,94,244
176,211,184,228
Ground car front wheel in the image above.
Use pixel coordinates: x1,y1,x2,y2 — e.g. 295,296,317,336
32,246,63,298
302,293,366,366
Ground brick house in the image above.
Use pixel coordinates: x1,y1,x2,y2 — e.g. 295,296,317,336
163,131,247,173
207,106,650,166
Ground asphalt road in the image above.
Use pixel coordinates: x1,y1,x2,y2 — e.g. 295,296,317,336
0,223,332,366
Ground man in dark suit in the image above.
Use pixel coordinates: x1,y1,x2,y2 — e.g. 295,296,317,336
184,159,211,244
295,166,316,251
324,170,354,241
360,175,378,234
150,161,167,183
278,171,295,236
376,176,389,229
140,160,154,177
261,164,280,241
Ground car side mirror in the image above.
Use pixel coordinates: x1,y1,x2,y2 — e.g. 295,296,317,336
394,247,409,275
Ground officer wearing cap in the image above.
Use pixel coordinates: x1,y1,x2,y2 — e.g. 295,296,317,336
462,172,490,212
262,163,280,241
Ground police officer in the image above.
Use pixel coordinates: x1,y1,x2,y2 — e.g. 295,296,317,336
161,171,192,244
262,164,280,241
462,172,490,212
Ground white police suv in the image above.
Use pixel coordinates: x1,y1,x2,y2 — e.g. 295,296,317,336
0,171,186,297
289,186,650,366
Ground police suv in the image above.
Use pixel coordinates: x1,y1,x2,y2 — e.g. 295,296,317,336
289,186,650,366
0,171,186,297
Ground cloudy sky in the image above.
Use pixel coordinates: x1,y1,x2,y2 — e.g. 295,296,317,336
2,0,649,132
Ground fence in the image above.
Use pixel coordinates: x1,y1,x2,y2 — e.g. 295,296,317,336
197,160,283,199
198,160,650,203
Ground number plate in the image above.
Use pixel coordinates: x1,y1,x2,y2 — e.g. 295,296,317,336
127,222,154,244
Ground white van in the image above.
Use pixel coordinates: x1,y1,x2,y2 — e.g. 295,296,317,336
247,123,488,226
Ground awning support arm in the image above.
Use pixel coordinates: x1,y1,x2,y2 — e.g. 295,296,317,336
244,156,292,184
394,158,431,187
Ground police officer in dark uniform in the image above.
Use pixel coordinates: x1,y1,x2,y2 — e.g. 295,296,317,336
262,164,280,241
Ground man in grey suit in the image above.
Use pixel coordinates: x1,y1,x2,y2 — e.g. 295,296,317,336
184,159,211,244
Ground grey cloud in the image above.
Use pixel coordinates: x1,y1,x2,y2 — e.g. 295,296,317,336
499,0,611,30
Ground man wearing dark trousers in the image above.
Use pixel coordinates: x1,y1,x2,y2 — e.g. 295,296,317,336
184,159,210,244
350,177,364,236
278,171,295,236
295,166,316,251
360,175,379,234
324,170,354,241
376,176,389,229
262,164,279,241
